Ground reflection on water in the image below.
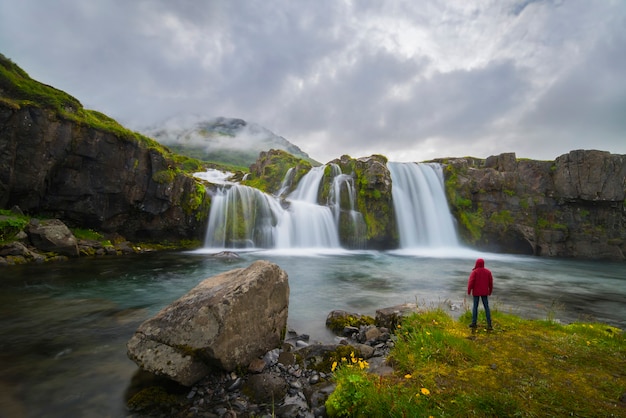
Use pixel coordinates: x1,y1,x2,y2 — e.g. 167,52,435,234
0,250,624,417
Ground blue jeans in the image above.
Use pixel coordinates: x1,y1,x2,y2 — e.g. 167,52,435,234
472,296,492,327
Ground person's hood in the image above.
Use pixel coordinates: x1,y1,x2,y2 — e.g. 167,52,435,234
474,258,485,269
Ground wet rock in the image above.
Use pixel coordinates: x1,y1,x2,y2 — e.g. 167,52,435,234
244,372,288,403
0,241,44,262
325,310,374,334
248,358,267,374
375,303,420,329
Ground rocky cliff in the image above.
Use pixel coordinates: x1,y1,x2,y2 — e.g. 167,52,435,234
440,150,626,260
0,55,210,243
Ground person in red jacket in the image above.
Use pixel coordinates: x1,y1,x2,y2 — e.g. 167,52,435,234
467,258,493,330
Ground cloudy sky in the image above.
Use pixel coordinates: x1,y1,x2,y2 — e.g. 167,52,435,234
1,0,625,164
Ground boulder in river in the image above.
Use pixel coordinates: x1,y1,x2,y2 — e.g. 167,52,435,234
127,260,289,386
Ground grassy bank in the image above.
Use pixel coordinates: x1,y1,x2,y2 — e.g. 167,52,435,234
327,309,625,417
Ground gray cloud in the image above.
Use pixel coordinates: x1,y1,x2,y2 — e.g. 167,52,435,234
1,0,625,163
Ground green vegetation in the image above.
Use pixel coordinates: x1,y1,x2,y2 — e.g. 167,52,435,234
242,149,312,194
152,169,177,184
0,53,208,175
168,144,258,169
127,386,183,414
0,210,29,243
443,163,485,244
489,210,514,227
327,314,375,334
308,345,370,375
327,309,625,417
458,207,484,243
537,217,568,231
181,182,210,220
71,228,112,246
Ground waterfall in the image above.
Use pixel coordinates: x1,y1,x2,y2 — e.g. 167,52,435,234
203,166,341,249
328,165,367,249
202,161,456,250
204,185,282,248
388,162,458,248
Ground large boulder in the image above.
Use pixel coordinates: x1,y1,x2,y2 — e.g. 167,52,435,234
127,260,289,386
26,218,78,257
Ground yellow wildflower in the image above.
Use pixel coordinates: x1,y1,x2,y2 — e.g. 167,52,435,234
421,387,431,395
331,361,338,372
404,374,412,379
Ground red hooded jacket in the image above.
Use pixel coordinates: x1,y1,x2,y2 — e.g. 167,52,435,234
467,258,493,296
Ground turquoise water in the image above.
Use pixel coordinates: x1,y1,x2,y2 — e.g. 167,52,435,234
0,250,624,417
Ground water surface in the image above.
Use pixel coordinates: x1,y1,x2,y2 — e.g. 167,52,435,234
0,250,624,417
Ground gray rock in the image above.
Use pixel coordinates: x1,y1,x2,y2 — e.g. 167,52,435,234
375,303,420,330
244,372,288,403
26,219,78,257
553,150,626,201
127,260,289,386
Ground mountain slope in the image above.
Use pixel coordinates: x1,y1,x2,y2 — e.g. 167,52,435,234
143,115,320,168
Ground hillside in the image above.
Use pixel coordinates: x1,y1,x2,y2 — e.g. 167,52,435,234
143,115,320,169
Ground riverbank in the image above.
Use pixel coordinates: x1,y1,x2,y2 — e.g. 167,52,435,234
328,309,626,417
0,208,199,266
125,308,625,417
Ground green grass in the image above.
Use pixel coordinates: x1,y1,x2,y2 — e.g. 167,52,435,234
70,228,113,246
327,309,625,417
0,210,29,243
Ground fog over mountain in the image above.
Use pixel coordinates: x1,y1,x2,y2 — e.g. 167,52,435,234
144,115,318,167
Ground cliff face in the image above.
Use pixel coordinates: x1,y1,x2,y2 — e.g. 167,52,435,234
442,150,626,260
0,105,209,241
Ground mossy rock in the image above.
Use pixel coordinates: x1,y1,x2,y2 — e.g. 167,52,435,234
126,386,183,413
325,310,375,334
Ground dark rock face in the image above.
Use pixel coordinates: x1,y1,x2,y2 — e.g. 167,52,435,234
0,105,209,242
443,150,626,260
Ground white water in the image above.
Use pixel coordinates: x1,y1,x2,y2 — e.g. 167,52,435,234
202,162,459,250
388,162,458,248
203,165,341,249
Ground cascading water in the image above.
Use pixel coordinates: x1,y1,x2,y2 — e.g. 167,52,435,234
203,166,342,249
387,162,459,248
327,164,367,249
202,161,457,250
274,166,339,248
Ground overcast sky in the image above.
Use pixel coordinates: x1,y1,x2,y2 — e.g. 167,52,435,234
1,0,625,164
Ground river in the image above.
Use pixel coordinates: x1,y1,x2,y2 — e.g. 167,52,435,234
0,248,624,417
